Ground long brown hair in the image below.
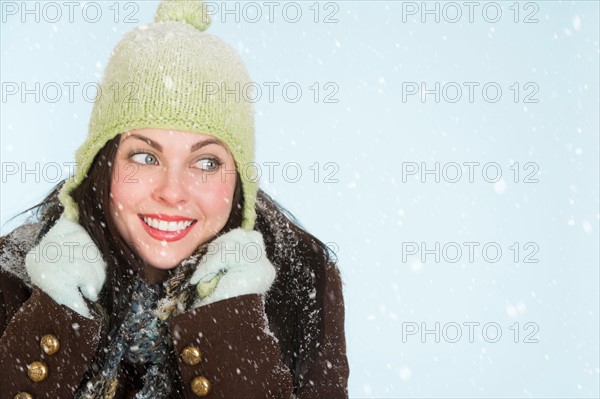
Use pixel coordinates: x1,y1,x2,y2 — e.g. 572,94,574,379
18,134,335,393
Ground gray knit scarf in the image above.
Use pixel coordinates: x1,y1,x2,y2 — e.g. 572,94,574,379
75,248,205,399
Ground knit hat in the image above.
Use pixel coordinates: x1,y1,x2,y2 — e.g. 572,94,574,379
58,0,258,230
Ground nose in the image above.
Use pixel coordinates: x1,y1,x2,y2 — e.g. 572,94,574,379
152,167,190,206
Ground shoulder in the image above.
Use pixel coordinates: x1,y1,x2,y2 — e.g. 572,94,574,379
0,222,44,332
0,222,44,286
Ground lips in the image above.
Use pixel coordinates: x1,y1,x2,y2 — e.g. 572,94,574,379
139,214,197,242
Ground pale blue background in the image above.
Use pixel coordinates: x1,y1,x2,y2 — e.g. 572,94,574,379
1,1,599,397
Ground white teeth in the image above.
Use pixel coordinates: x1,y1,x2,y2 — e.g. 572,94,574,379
142,216,194,232
158,220,168,231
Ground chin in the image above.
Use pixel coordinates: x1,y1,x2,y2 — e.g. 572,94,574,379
137,250,187,270
148,261,181,270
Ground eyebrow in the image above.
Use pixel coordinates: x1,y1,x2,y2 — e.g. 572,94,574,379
124,134,224,153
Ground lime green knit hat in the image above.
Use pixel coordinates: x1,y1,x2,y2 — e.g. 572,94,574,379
58,0,258,230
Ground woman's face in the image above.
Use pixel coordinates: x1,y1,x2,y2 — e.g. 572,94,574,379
109,128,237,272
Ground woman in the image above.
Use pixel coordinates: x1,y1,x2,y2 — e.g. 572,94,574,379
0,1,348,398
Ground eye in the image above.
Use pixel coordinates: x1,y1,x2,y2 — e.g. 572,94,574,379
195,157,222,171
130,152,158,165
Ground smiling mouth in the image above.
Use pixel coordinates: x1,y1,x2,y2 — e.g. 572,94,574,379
138,214,198,242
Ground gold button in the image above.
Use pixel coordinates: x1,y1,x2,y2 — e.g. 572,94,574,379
27,361,48,382
40,334,60,356
191,376,211,397
181,345,202,366
14,393,33,399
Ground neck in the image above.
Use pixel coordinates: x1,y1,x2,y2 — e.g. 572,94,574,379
142,265,170,285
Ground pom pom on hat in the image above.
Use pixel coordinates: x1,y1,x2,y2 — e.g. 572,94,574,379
155,0,211,31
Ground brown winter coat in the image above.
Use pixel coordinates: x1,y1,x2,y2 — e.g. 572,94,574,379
0,223,349,398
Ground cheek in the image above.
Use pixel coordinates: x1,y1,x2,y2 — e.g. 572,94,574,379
109,167,121,209
110,164,151,206
195,178,236,219
109,165,146,211
109,167,126,208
